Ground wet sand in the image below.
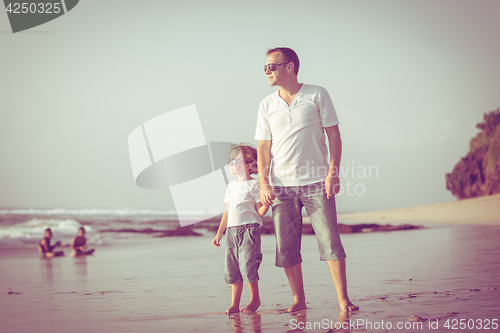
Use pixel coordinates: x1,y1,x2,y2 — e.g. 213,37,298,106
1,223,500,333
339,194,500,225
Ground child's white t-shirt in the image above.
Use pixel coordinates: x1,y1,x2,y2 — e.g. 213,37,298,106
224,179,262,227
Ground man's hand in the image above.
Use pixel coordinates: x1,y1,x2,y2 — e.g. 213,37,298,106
260,183,275,207
212,233,222,247
325,172,341,199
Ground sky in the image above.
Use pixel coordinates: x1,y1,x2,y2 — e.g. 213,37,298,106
1,0,499,214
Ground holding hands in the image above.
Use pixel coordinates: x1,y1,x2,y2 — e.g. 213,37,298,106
260,183,275,207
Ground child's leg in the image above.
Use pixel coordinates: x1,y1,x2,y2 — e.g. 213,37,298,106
240,225,262,313
241,281,260,313
225,282,243,314
224,227,244,314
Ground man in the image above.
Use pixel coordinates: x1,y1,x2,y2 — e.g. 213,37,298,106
71,227,95,256
38,228,64,258
255,47,358,312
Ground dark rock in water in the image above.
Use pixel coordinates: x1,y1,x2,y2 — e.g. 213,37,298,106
100,228,162,234
336,223,422,234
99,227,202,237
446,109,500,199
154,226,202,237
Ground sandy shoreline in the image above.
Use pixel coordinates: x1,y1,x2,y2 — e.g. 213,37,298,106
1,224,500,333
339,194,500,225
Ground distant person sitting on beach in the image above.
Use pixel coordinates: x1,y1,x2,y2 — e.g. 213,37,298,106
212,144,270,314
38,228,64,258
71,227,95,256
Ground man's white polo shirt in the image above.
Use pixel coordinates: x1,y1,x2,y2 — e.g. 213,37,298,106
255,84,339,187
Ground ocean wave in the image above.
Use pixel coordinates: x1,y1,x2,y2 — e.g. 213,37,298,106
0,218,90,249
0,208,177,216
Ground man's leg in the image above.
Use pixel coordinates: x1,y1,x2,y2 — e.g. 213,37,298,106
327,259,358,311
301,182,358,311
284,263,307,312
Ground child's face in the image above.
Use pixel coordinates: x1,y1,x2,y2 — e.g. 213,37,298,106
228,151,246,175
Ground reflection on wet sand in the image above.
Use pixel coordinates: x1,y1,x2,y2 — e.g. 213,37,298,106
73,256,88,283
287,309,307,332
227,312,262,333
40,258,54,284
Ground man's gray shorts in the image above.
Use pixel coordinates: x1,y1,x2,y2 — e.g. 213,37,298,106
272,182,346,267
224,223,262,284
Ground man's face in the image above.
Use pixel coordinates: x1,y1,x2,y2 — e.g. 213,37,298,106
78,229,85,237
45,230,52,239
265,52,288,87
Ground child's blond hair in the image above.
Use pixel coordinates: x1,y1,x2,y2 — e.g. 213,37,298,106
230,144,258,175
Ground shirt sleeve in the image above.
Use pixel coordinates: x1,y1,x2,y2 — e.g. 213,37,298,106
317,87,339,127
254,100,273,140
223,183,231,203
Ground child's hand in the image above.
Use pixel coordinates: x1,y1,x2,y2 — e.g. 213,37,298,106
212,234,222,247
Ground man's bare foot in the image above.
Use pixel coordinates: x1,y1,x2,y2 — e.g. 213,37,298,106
286,301,307,313
339,300,359,311
241,299,260,314
224,305,240,314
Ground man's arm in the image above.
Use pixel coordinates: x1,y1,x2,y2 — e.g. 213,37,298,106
257,140,275,206
324,125,342,199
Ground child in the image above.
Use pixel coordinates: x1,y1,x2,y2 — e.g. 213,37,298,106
38,228,64,258
212,144,270,314
71,227,95,256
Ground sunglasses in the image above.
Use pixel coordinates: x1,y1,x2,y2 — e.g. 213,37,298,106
264,62,290,72
228,158,244,166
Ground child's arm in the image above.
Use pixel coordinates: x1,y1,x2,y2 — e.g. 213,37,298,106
212,203,229,247
256,202,270,216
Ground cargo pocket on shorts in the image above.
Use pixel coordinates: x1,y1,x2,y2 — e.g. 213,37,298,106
247,225,261,244
256,252,263,264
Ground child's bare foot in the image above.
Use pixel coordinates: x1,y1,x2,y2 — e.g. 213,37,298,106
224,305,240,314
339,300,359,311
286,301,307,313
241,299,260,313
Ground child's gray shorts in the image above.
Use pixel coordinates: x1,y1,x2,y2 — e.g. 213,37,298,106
224,223,262,284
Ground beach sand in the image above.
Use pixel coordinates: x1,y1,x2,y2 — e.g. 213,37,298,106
339,194,500,225
1,221,500,333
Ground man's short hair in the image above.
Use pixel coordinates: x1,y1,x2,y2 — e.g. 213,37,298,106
267,47,300,75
